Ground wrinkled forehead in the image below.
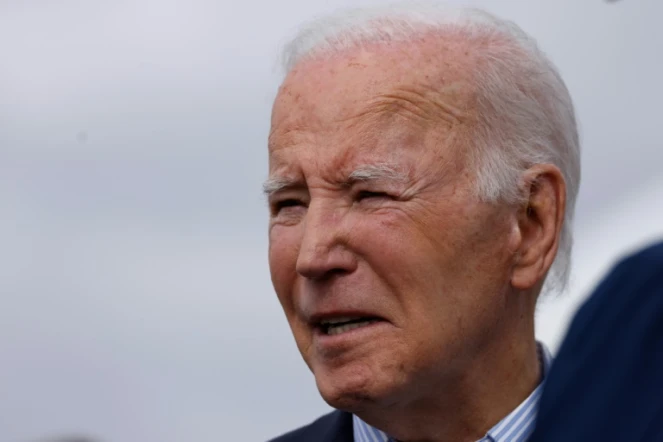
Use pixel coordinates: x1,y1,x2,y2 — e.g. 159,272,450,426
271,37,477,134
268,38,478,181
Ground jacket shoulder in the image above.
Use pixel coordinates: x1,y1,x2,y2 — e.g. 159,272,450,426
268,410,353,442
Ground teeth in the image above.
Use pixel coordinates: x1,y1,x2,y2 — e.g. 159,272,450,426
326,319,378,336
320,316,361,325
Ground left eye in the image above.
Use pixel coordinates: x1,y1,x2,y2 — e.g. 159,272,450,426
356,190,391,201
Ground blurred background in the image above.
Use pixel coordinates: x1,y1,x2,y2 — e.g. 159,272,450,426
1,0,661,441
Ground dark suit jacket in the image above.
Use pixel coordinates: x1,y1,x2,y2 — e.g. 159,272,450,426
530,240,663,441
268,410,353,442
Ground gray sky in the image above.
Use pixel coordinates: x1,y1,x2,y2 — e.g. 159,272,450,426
1,0,662,441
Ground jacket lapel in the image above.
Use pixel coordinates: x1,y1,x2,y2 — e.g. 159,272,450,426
322,410,354,442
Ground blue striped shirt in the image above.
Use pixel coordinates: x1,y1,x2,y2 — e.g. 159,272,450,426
353,343,553,442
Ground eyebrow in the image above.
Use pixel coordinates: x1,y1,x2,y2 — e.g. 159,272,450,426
347,164,409,183
262,177,298,196
262,163,410,197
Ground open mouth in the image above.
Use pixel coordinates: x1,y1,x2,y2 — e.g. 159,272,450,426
318,317,382,336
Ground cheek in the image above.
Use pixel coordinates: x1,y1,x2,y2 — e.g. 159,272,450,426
350,208,490,319
355,210,445,272
349,213,448,304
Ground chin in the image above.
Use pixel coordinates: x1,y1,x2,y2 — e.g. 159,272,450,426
314,363,394,412
321,390,375,412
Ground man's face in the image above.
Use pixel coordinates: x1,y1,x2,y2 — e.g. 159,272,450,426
267,42,521,411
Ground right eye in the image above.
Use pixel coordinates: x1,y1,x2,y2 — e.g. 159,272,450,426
272,198,306,215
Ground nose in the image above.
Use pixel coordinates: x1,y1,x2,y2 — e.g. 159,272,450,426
295,201,357,280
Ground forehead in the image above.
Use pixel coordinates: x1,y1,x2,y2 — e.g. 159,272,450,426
268,35,477,175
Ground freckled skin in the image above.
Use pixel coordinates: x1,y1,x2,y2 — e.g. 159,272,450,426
267,35,563,442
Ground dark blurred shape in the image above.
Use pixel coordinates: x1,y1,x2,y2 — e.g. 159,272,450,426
531,240,663,441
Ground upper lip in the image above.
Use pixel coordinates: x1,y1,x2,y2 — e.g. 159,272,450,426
308,311,385,327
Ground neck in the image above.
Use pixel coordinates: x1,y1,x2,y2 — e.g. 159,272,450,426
355,299,540,442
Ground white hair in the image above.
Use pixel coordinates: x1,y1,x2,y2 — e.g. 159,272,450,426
278,2,581,295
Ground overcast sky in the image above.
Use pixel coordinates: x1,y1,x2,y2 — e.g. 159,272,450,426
1,0,662,441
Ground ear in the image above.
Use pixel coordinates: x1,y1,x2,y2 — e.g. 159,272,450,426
511,164,566,291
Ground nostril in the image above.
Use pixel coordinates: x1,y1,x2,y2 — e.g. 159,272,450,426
315,267,351,281
296,263,348,280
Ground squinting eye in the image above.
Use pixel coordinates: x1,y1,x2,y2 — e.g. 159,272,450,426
272,199,306,214
356,190,391,201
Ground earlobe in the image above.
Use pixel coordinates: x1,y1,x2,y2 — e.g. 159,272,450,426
511,165,566,291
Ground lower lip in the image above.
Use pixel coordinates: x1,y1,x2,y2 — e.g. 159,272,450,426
313,320,390,352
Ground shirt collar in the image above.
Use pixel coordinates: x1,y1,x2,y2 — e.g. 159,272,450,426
352,342,553,442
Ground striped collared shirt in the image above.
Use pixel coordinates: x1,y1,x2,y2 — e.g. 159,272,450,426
353,343,553,442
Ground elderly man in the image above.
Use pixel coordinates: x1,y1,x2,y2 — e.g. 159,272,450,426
265,3,579,442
